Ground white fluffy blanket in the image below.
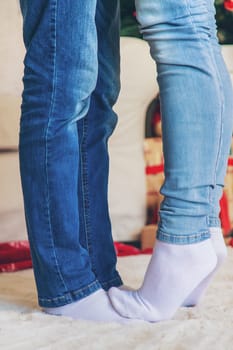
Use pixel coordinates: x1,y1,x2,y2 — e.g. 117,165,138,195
1,251,233,350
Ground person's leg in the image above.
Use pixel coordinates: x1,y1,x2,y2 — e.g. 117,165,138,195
109,0,228,322
19,0,123,321
77,0,123,291
183,0,233,306
206,0,233,231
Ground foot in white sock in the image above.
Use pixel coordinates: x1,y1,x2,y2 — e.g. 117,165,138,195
44,289,125,323
182,227,227,307
109,239,217,322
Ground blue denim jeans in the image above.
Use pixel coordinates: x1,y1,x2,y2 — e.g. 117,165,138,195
19,0,233,308
135,0,233,244
19,0,122,307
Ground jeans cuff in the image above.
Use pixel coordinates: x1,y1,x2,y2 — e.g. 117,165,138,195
100,274,123,291
208,217,221,228
157,229,211,245
38,280,102,308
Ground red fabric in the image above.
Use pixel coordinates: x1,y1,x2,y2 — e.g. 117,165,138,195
114,242,152,256
0,241,31,263
220,191,231,235
0,241,32,272
146,164,164,175
0,241,152,272
0,260,33,273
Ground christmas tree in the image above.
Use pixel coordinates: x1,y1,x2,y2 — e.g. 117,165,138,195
120,0,233,44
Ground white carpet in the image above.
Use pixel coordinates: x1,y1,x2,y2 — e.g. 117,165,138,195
1,250,233,350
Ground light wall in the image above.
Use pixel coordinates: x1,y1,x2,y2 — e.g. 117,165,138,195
0,1,25,213
0,1,25,148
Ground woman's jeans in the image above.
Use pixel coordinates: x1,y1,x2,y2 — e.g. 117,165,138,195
19,0,122,307
135,0,233,243
19,0,233,307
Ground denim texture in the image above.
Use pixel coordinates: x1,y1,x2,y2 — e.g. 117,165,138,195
19,0,233,307
135,0,233,243
19,0,122,307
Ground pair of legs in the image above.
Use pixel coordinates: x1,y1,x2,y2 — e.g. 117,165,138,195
109,0,233,321
19,0,233,322
19,0,124,321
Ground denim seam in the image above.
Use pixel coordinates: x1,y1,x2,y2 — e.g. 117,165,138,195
208,185,213,227
44,0,68,293
157,229,210,244
157,230,209,239
83,118,91,257
79,119,94,262
208,217,221,227
81,118,92,256
186,0,224,188
184,0,213,58
79,119,88,250
204,2,225,224
208,51,224,187
100,276,122,287
39,280,101,303
80,116,99,275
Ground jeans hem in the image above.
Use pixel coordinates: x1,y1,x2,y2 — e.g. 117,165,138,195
100,275,123,291
38,280,102,308
157,229,211,244
208,217,221,228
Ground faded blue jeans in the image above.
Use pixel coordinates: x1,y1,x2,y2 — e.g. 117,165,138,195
19,0,122,307
135,0,233,244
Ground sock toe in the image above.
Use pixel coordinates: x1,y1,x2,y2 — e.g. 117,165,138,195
109,288,160,321
109,287,130,318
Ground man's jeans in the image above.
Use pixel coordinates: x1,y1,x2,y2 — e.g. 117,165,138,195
19,0,122,307
136,0,233,243
19,0,233,307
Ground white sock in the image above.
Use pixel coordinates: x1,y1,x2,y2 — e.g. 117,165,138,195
44,289,125,323
109,239,217,322
182,227,227,306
